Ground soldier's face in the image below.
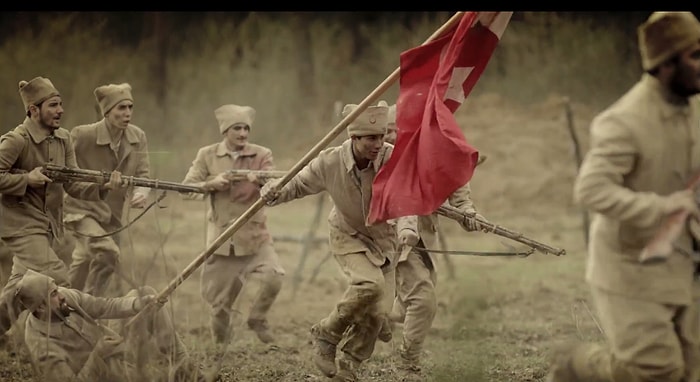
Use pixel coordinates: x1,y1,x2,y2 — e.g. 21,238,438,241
36,96,63,130
105,100,133,130
45,286,70,318
669,41,700,97
224,123,250,150
352,134,385,161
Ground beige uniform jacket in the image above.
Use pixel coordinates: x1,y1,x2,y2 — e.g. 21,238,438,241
574,74,700,305
274,139,417,267
0,118,105,240
64,120,151,228
182,141,273,257
24,288,139,382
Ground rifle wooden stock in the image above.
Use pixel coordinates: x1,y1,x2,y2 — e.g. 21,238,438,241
42,164,205,194
224,169,287,183
436,204,566,256
639,173,700,264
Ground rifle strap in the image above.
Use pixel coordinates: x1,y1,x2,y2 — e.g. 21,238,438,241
67,191,167,239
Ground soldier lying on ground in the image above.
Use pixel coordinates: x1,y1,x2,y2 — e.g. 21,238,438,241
16,270,207,382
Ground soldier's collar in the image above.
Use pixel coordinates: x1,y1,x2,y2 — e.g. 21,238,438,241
22,117,69,143
96,120,139,145
215,141,257,158
642,74,692,118
341,139,381,173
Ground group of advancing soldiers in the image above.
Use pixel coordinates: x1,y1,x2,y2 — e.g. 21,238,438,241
0,70,484,381
1,9,698,382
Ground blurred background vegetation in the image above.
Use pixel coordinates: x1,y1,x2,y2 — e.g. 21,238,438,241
0,11,662,179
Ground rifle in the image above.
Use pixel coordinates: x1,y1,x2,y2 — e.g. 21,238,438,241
639,173,700,264
41,164,206,194
436,204,566,256
224,169,288,183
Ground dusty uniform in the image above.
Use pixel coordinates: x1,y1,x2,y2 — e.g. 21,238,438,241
571,74,700,382
391,182,476,365
183,141,284,343
24,287,189,381
64,120,150,297
0,118,105,334
269,139,416,363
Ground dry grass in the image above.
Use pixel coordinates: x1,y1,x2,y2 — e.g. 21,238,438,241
0,92,607,381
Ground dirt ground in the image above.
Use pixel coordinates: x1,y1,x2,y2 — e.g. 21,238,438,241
0,93,604,382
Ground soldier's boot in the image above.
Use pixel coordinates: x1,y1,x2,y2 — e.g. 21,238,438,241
310,323,338,377
210,310,232,344
247,273,282,344
397,340,423,380
377,314,393,343
247,318,274,344
333,352,361,382
546,342,612,382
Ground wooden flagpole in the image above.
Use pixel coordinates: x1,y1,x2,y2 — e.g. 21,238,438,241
126,11,467,327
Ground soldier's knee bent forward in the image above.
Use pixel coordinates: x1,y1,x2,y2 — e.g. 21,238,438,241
337,281,384,319
355,280,384,305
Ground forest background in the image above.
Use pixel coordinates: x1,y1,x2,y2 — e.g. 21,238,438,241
0,11,661,180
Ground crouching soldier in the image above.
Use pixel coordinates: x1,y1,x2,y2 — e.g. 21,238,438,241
17,270,205,382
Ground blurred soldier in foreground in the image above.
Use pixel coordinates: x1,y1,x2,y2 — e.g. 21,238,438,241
376,100,487,379
261,104,418,382
64,82,152,297
17,270,203,381
547,12,700,382
182,104,284,345
0,77,123,342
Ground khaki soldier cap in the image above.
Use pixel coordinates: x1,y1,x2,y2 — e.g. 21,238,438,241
15,270,56,312
95,83,134,115
18,77,60,112
638,12,700,71
344,104,388,137
215,104,256,134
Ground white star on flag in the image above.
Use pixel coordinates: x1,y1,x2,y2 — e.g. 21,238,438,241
444,66,473,104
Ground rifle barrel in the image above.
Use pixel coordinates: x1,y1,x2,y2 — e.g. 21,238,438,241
43,164,205,194
437,205,566,256
227,170,288,178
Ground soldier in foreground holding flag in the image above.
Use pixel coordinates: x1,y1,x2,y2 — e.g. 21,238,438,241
376,100,486,379
547,11,700,382
261,104,418,382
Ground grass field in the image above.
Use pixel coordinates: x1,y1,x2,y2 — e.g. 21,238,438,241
0,93,606,381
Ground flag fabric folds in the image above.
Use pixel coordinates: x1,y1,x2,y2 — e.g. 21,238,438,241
368,11,513,224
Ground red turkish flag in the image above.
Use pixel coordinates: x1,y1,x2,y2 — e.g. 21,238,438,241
368,12,512,224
